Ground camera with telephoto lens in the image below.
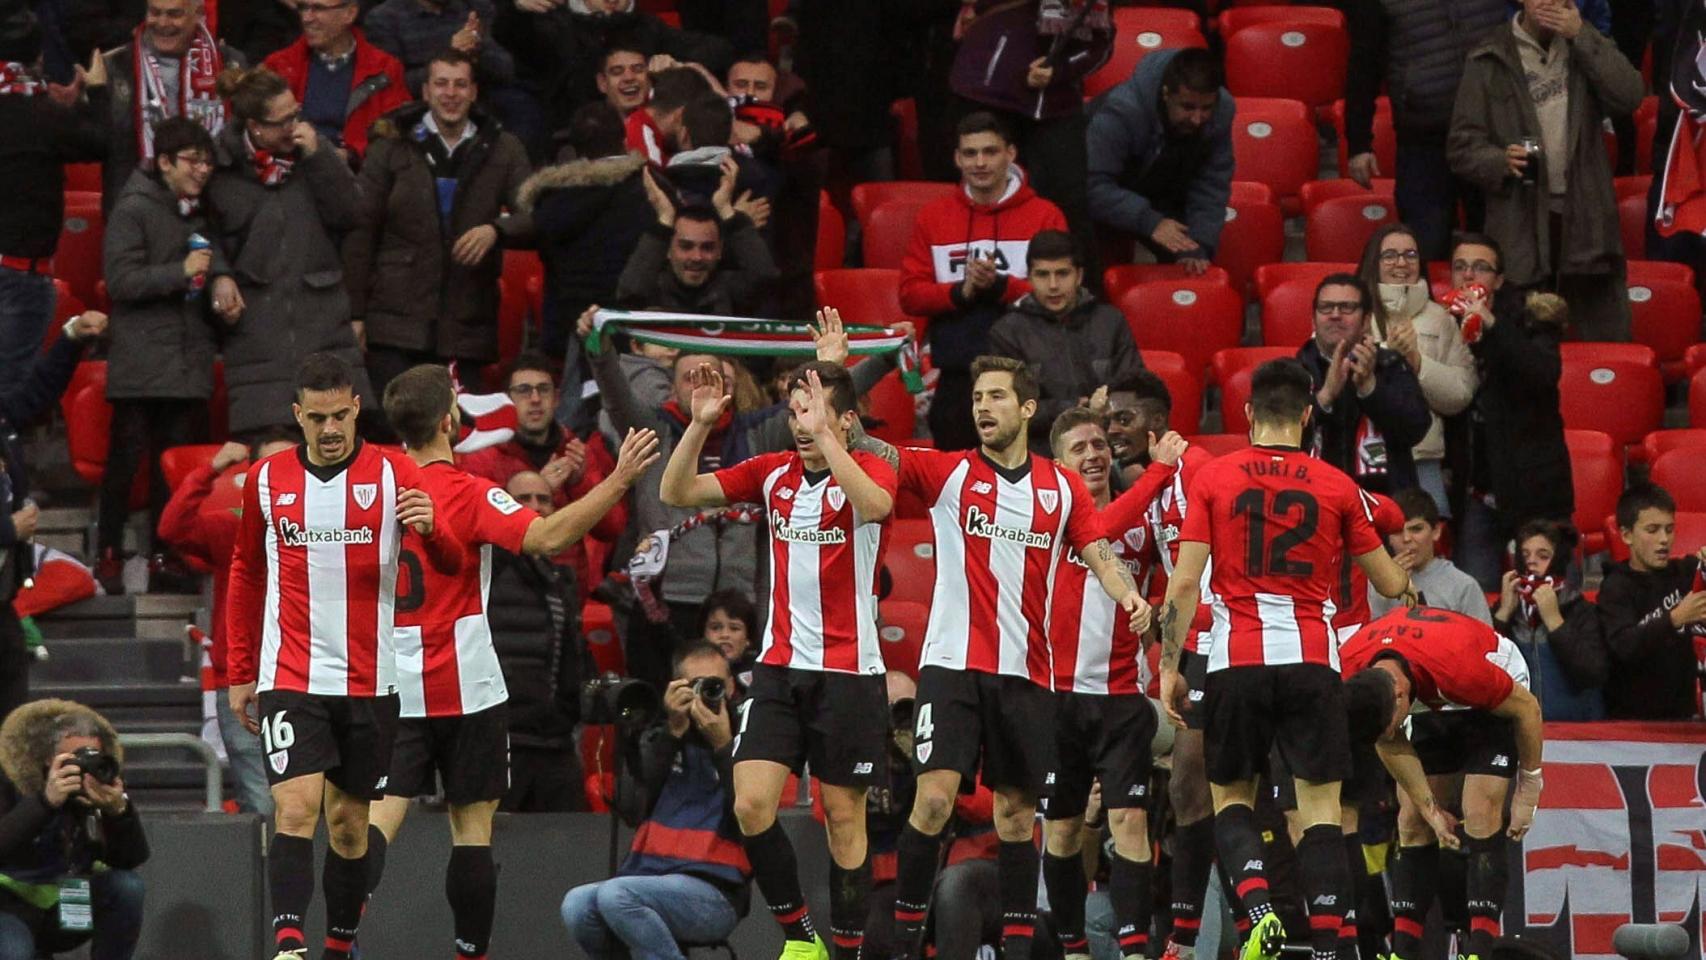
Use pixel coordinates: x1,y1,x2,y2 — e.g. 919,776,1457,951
581,673,660,728
70,746,120,786
691,676,726,710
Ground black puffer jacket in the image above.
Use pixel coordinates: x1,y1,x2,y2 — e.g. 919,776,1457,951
488,549,588,750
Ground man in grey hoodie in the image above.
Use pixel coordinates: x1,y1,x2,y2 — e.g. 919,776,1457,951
1369,488,1492,622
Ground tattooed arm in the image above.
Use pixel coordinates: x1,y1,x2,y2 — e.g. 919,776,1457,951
1083,537,1152,635
1158,540,1209,727
847,418,902,472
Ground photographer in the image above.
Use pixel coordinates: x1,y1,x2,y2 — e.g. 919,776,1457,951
560,643,750,959
0,700,147,959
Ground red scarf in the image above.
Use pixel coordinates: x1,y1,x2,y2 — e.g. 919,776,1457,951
132,21,226,162
0,62,46,97
662,399,733,436
246,132,296,186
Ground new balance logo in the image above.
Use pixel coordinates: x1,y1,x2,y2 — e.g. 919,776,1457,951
1311,894,1337,907
1044,772,1056,785
1127,784,1146,797
274,492,297,506
1491,754,1510,767
1243,859,1264,871
853,762,873,775
971,481,993,495
375,776,388,790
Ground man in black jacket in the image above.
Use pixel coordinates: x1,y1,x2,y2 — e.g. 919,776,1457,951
1597,485,1706,720
615,157,778,316
0,7,106,376
1295,273,1431,495
0,699,148,959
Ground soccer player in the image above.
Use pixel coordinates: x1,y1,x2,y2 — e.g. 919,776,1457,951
859,355,1149,960
659,354,896,960
1042,408,1183,960
1157,359,1415,960
1340,607,1545,960
226,353,464,960
365,365,660,960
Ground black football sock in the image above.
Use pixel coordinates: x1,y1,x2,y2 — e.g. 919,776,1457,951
745,821,817,943
1214,804,1273,925
1387,843,1437,959
830,858,871,960
1340,832,1365,960
1465,834,1509,958
268,833,314,953
1169,817,1215,947
1296,825,1348,960
1439,844,1470,941
1109,849,1155,960
321,847,368,958
446,845,498,959
1042,850,1088,955
892,824,943,960
365,825,388,897
998,839,1041,960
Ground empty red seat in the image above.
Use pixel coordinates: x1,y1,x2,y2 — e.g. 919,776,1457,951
1624,276,1700,381
1330,97,1396,181
1116,278,1244,382
1253,261,1356,301
1225,22,1348,113
1259,278,1321,347
864,371,917,444
878,600,929,679
890,99,924,181
1104,264,1234,303
1651,448,1706,512
1217,4,1346,34
1230,98,1318,214
1636,428,1706,465
850,181,956,227
1298,177,1396,216
1627,259,1695,288
1086,7,1207,99
1220,365,1258,435
1618,188,1649,261
1558,354,1664,449
1564,429,1622,555
1185,433,1251,457
815,268,921,329
1561,341,1657,368
56,197,106,312
1217,188,1284,300
816,192,846,271
63,163,101,193
1606,511,1706,563
1210,345,1293,385
884,519,936,605
1141,349,1204,434
1304,194,1398,262
860,201,927,271
159,444,226,490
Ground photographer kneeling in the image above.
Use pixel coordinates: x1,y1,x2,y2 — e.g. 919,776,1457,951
562,643,750,958
0,701,147,960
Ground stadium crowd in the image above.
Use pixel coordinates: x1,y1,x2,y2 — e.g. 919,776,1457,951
0,0,1702,958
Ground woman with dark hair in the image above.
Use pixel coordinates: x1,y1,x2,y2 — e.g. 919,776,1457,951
1492,519,1607,720
696,588,757,687
1355,222,1476,516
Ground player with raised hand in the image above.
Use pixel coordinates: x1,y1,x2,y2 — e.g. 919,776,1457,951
659,324,897,960
1156,359,1416,960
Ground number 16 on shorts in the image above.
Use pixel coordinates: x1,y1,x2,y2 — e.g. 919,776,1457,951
262,711,295,775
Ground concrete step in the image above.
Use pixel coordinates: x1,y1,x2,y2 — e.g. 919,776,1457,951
33,679,202,716
33,636,194,684
33,594,204,641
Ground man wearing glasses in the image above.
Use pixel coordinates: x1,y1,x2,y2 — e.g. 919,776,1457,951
262,0,407,161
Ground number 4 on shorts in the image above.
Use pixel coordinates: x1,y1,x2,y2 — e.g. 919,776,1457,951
913,703,933,763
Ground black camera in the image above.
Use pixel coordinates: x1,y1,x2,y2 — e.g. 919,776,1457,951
70,746,120,786
581,673,660,728
691,676,726,710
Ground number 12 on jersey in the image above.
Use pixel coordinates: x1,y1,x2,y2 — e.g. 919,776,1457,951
1232,488,1319,577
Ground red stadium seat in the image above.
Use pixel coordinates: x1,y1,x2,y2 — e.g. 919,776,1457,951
1217,4,1345,32
1651,448,1706,512
1564,429,1622,555
1253,261,1355,301
581,601,626,678
1230,98,1318,214
63,365,143,508
1635,95,1658,175
1561,341,1657,368
816,192,846,271
815,268,920,328
1230,181,1273,205
1210,345,1293,386
1116,279,1243,383
1304,194,1398,262
877,600,928,679
1330,97,1396,181
1225,22,1348,113
1627,259,1695,288
495,277,529,368
860,201,927,271
1635,428,1706,466
1185,433,1251,457
158,444,226,490
56,197,106,312
1298,177,1395,217
42,280,84,352
884,519,936,604
1140,349,1204,434
1624,276,1700,381
863,371,917,444
1220,365,1258,435
1557,353,1664,449
1217,188,1285,299
64,163,101,193
1103,264,1233,304
1693,366,1706,428
1086,7,1208,99
1259,278,1320,347
1606,511,1706,563
890,99,924,181
1616,174,1652,200
1690,343,1706,377
850,181,956,227
1618,188,1649,262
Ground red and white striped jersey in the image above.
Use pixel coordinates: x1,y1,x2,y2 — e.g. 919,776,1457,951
899,448,1100,685
227,442,463,697
715,450,896,675
1139,446,1219,656
1179,445,1382,673
394,462,538,718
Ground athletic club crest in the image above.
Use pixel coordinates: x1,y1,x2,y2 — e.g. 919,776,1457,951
268,750,289,775
1038,489,1059,514
916,741,932,763
826,487,845,512
352,483,377,511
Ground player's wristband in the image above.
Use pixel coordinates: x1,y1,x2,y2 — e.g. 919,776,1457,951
1519,768,1543,781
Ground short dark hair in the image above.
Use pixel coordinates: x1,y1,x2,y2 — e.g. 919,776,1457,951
680,91,733,150
1025,230,1080,269
955,110,1012,146
1393,488,1440,528
295,352,354,398
247,424,299,459
1451,232,1504,274
0,7,43,65
600,34,649,70
1160,48,1224,95
568,101,627,159
382,365,456,448
1314,273,1372,313
673,639,728,676
151,116,215,167
783,360,857,416
1514,518,1576,577
1248,358,1314,426
1049,407,1104,458
426,47,476,80
1129,369,1173,414
730,52,774,72
506,352,556,388
649,67,711,114
1344,667,1398,747
1616,484,1676,532
674,205,722,237
970,355,1039,405
695,588,758,643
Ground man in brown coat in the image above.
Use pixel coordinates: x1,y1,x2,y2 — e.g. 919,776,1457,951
344,48,531,394
1446,0,1643,341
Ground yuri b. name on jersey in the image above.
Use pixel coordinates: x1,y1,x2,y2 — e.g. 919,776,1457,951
277,516,376,548
963,505,1052,549
771,510,848,544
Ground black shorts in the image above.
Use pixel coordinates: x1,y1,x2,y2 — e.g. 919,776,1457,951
1409,710,1518,779
1202,664,1349,787
1044,692,1157,820
731,664,888,788
387,703,511,805
1270,738,1386,811
1180,649,1209,732
257,690,400,800
912,666,1057,796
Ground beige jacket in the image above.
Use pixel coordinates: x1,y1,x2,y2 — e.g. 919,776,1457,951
1373,282,1477,462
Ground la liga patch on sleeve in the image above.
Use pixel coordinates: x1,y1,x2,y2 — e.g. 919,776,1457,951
487,487,524,516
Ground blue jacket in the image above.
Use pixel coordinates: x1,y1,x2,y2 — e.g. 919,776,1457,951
1085,49,1234,258
616,724,750,908
1497,587,1608,722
